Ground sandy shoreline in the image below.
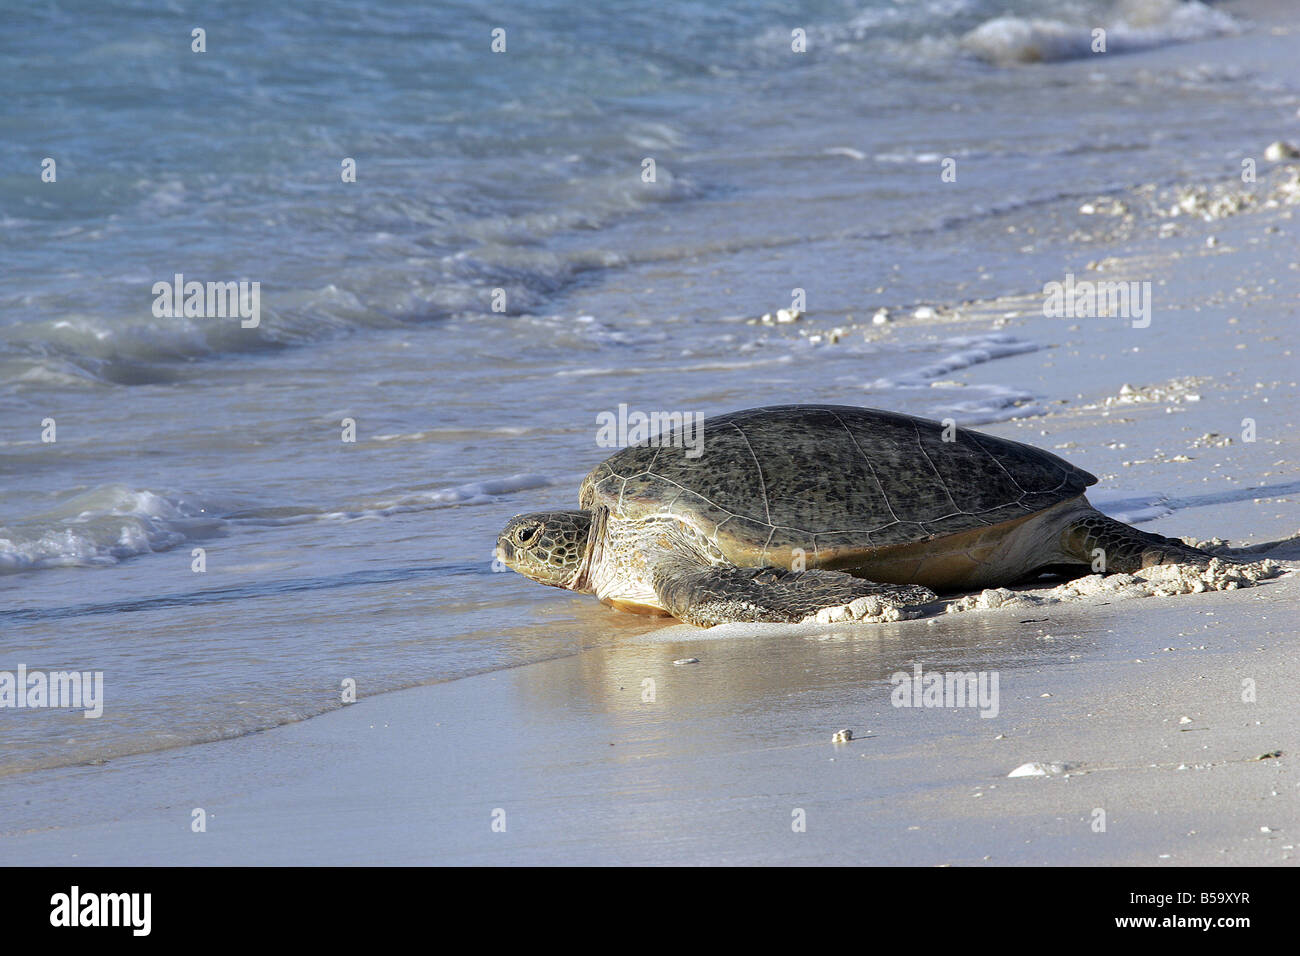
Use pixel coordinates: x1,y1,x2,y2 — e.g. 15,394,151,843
4,0,1299,866
1,566,1295,865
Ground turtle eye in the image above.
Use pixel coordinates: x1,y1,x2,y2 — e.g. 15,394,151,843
515,523,542,546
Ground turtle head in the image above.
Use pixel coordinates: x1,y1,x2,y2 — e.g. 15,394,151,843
496,510,594,590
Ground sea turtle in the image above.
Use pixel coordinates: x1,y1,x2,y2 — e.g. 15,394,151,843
496,404,1217,626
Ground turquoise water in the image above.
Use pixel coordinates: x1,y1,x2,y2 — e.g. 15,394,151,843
0,0,1284,774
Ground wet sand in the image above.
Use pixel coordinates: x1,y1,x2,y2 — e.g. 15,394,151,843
1,568,1295,865
3,0,1298,866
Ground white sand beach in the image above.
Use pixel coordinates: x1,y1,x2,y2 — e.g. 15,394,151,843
2,0,1298,867
2,568,1296,866
6,17,1300,862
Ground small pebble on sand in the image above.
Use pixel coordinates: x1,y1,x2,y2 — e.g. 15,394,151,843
1008,761,1070,777
1264,140,1300,162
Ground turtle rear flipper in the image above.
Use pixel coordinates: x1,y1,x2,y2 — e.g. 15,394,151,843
651,558,937,627
1061,509,1218,573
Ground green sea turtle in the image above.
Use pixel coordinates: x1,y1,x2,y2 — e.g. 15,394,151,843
496,404,1217,626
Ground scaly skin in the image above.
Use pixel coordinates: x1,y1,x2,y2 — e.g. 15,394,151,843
497,510,592,587
650,557,937,627
1061,510,1216,572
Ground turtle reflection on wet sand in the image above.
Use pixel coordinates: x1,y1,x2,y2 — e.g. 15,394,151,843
497,405,1223,627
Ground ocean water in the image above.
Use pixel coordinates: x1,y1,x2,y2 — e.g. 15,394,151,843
0,0,1287,775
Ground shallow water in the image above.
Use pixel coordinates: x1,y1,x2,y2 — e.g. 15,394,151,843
2,0,1294,775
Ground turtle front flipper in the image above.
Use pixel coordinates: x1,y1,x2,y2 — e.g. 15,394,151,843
651,558,937,627
1060,509,1218,573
